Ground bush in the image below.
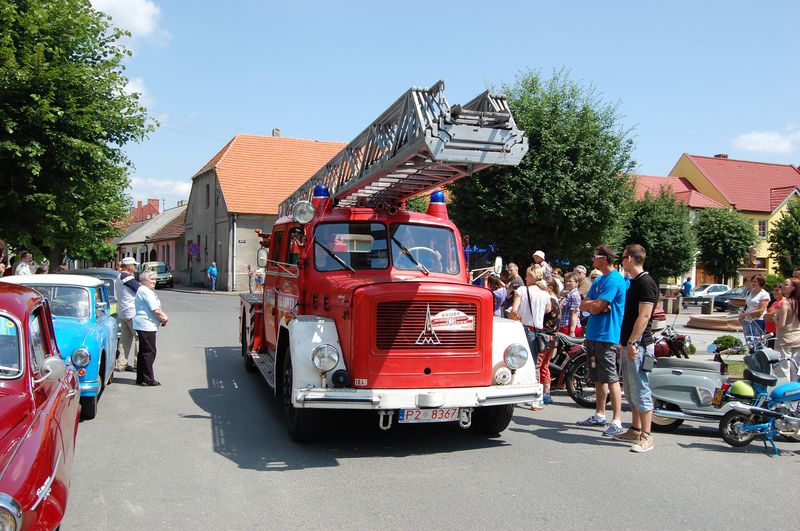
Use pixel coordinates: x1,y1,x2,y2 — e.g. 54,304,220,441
687,343,697,355
713,335,742,352
764,273,784,293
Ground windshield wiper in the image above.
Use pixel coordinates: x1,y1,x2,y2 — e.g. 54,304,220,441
314,239,356,272
392,236,429,275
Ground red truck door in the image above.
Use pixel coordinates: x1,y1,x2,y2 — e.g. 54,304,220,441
263,228,285,349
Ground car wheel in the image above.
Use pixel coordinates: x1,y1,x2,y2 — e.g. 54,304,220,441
80,395,98,420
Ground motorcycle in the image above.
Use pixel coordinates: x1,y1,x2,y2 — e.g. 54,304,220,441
548,332,585,390
566,326,691,408
716,350,800,455
654,325,692,359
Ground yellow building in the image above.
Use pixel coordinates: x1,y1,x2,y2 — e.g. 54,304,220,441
669,153,800,274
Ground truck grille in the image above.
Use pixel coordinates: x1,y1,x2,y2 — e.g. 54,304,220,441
376,301,478,350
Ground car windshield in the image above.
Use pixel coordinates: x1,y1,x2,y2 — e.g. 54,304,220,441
313,223,389,271
0,315,21,378
29,286,91,319
390,223,460,274
144,263,168,274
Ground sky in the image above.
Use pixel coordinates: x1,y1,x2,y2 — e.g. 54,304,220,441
91,0,800,212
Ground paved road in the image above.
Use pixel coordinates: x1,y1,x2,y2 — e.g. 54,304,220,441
63,291,799,530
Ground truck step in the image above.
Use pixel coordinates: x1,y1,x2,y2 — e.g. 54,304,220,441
250,351,275,389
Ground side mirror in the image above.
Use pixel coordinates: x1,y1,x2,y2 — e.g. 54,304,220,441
33,356,66,384
256,247,268,268
96,301,108,316
707,343,717,353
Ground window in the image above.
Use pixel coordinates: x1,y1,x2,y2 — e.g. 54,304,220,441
271,230,284,263
758,220,768,239
204,235,208,255
0,315,22,378
28,313,47,373
390,223,459,274
314,223,389,272
205,184,210,208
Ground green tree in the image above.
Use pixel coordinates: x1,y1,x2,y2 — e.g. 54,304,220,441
768,198,800,277
448,69,636,267
0,0,154,264
694,208,756,282
623,189,696,280
404,195,429,213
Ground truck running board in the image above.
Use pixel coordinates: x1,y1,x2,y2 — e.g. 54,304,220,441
249,351,275,389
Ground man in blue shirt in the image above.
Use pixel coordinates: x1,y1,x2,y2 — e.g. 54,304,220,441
681,277,693,297
207,261,218,292
576,244,627,436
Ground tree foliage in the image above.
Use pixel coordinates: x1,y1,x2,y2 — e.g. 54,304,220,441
767,198,800,277
623,189,696,280
694,208,756,282
447,69,636,267
0,0,154,263
404,195,428,213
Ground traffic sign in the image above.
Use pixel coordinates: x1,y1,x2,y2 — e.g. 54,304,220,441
188,243,200,256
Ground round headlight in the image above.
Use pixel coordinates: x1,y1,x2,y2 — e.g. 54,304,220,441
683,336,692,349
0,493,23,531
311,344,339,372
504,343,529,370
72,347,91,367
291,200,315,224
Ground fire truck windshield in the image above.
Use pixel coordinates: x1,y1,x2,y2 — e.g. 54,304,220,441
313,223,389,271
390,223,460,275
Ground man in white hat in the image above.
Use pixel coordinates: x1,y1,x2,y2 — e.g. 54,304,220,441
532,250,551,277
117,257,141,371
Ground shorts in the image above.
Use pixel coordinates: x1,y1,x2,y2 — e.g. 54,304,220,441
585,339,619,384
620,343,654,412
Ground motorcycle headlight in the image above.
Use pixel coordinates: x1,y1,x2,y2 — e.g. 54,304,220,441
0,493,23,531
683,336,692,349
504,343,529,370
72,347,91,367
311,344,339,372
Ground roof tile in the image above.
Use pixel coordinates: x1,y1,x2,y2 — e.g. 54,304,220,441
633,174,724,208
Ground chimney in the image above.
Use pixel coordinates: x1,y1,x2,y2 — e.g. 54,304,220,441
137,200,142,209
177,200,187,207
714,153,729,159
272,128,281,137
148,198,160,213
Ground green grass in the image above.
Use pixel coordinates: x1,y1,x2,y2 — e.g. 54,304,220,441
723,360,746,378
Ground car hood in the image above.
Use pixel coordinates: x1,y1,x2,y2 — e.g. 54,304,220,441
0,388,30,459
51,316,88,356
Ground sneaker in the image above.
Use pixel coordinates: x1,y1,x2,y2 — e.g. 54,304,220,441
602,423,625,437
576,414,609,427
630,433,653,453
542,394,554,405
613,427,642,442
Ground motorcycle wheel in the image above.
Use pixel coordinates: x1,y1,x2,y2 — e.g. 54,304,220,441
719,409,757,447
566,355,606,409
650,401,685,432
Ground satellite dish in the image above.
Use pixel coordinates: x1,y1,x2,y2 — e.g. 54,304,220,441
493,257,503,275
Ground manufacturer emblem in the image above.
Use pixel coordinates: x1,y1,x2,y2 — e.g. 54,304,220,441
416,305,441,345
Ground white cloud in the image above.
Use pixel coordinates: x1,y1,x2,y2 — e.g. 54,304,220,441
128,176,191,211
123,77,155,108
732,128,800,154
91,0,169,43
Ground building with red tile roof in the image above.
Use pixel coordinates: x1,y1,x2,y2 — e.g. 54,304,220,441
633,174,724,209
670,153,800,273
128,199,160,223
182,132,346,289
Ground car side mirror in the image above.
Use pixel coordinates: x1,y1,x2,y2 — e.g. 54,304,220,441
33,356,66,384
707,343,717,353
96,301,108,317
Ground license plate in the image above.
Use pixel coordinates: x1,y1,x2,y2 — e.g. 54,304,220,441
398,408,460,424
712,388,724,408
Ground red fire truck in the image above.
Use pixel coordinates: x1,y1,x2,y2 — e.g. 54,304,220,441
240,81,541,442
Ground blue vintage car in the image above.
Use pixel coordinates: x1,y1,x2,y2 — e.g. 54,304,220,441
0,274,118,419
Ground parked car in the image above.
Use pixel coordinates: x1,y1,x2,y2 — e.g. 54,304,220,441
0,283,80,530
58,267,122,316
692,283,730,299
0,274,118,419
713,285,749,312
139,261,174,288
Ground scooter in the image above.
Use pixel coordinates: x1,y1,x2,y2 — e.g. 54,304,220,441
649,332,766,432
716,351,800,455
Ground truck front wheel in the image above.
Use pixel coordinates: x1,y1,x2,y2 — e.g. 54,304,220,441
470,404,514,435
282,351,321,443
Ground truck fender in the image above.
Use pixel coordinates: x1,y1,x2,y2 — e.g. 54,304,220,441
284,316,347,398
491,317,538,385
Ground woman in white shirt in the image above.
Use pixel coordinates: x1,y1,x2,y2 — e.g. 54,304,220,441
738,275,770,341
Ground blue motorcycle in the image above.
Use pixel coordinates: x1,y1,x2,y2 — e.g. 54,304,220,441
715,348,800,455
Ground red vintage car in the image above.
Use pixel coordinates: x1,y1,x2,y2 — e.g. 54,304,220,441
0,283,80,530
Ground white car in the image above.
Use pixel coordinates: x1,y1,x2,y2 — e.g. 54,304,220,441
693,283,730,298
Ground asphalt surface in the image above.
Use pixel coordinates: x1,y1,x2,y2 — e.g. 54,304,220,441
62,290,799,530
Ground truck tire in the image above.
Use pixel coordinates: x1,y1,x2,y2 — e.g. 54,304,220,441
241,313,256,372
282,351,321,443
470,404,514,435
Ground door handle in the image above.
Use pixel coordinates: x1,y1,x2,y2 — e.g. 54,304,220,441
67,390,77,398
671,369,683,375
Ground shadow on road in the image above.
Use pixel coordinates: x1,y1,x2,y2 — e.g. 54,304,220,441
188,346,510,471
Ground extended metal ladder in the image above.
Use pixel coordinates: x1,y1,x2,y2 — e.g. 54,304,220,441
277,80,528,217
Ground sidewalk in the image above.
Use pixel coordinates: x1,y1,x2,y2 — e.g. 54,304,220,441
164,283,249,296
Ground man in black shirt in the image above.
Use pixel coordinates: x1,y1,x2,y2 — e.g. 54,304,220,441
502,263,524,315
616,244,659,453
